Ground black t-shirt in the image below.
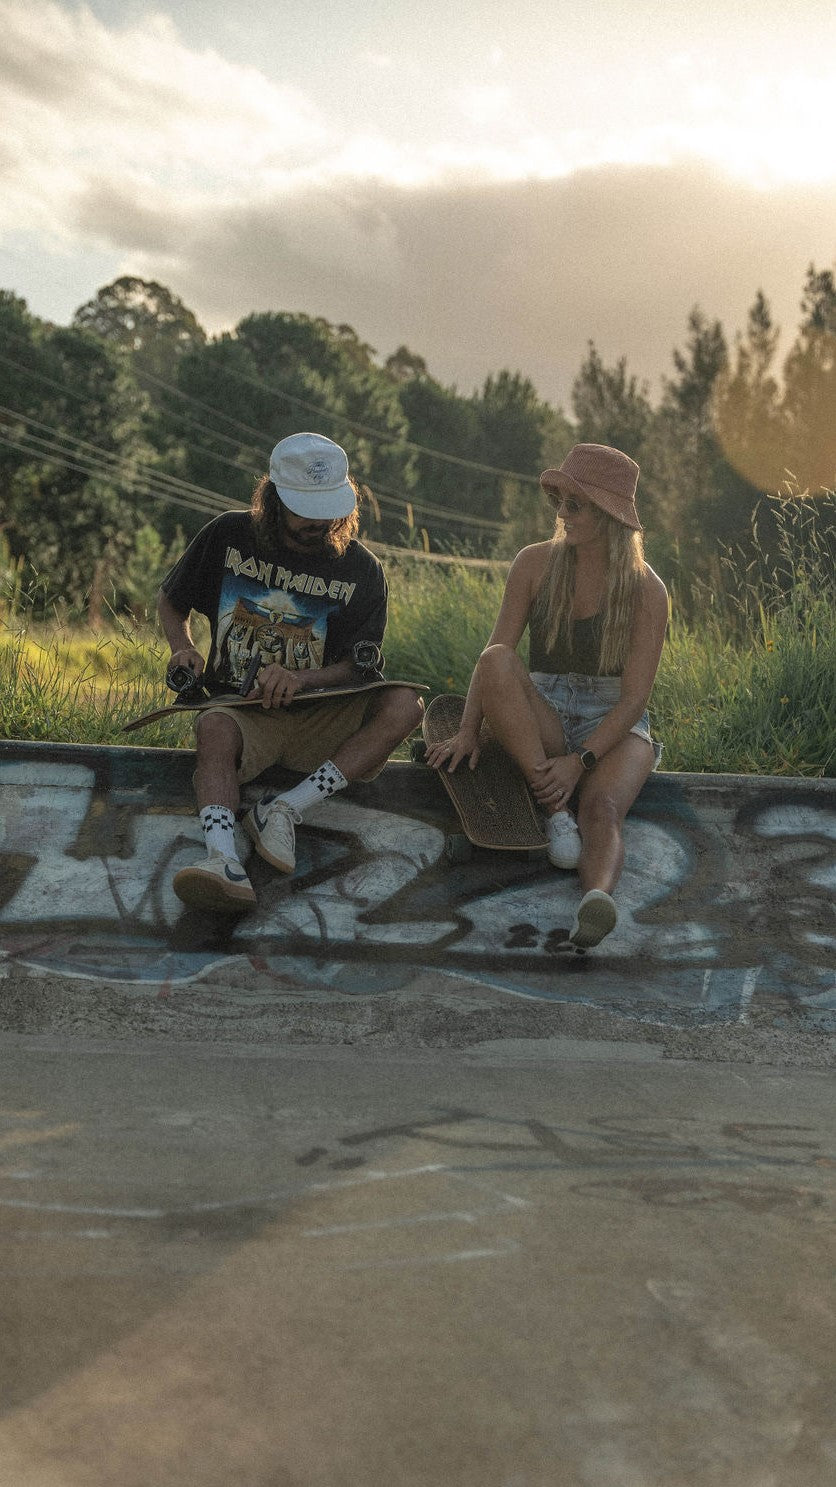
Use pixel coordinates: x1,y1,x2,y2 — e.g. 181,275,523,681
161,511,388,693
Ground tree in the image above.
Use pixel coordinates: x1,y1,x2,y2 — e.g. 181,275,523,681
175,333,275,515
72,277,206,383
233,311,416,517
2,324,154,625
645,308,732,554
384,345,429,383
714,290,784,494
0,291,47,498
571,342,653,459
780,263,836,495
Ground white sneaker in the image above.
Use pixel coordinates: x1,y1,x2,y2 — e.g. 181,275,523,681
173,849,256,912
569,889,618,949
546,809,582,869
243,795,301,873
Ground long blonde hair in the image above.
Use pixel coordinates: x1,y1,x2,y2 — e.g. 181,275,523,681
533,515,646,675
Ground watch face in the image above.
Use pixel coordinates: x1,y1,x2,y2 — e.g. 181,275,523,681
581,749,596,770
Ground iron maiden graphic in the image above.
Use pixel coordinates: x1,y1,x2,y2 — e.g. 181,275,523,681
213,551,354,689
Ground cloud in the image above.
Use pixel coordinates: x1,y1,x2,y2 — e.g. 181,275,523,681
0,1,331,239
72,163,836,406
457,84,515,129
1,2,834,406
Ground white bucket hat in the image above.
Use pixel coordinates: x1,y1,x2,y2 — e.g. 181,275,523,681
268,432,357,519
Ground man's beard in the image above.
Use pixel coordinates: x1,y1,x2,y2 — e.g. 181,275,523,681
289,526,338,553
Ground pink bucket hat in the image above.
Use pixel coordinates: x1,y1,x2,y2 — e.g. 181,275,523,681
540,444,642,531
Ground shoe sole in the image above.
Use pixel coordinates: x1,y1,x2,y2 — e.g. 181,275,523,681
570,893,617,949
243,814,295,874
173,867,257,912
547,844,582,870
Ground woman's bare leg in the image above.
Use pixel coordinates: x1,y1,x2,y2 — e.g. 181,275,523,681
475,645,565,781
576,735,655,894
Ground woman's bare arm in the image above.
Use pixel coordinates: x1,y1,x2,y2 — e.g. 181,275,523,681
425,544,550,770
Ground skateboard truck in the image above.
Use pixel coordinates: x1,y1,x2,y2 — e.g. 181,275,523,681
351,640,385,682
165,662,210,706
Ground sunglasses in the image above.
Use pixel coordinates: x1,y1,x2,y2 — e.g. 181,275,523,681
546,493,589,515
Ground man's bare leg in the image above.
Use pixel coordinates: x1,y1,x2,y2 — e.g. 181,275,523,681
330,688,425,780
193,712,244,812
173,712,254,911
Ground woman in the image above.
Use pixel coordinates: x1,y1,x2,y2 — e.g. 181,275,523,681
426,443,668,949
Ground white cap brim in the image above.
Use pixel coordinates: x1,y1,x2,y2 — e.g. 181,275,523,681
274,480,357,520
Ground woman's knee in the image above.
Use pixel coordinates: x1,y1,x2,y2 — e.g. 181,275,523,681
477,644,526,686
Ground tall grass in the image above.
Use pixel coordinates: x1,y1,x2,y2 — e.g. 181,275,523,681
382,557,507,691
652,495,835,775
1,496,833,775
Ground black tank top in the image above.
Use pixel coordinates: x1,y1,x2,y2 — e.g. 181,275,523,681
529,609,617,677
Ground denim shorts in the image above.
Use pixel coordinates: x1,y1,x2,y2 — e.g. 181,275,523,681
530,672,662,768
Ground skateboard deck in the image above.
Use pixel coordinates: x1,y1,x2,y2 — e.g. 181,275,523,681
422,693,547,852
122,677,427,733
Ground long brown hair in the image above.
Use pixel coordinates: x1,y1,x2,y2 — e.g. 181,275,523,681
533,515,646,674
250,476,361,559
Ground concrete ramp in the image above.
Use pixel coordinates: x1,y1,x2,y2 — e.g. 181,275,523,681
0,741,833,1029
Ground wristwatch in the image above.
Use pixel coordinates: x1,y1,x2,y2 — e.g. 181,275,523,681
578,749,597,772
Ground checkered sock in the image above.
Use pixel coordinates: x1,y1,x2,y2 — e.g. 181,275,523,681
278,761,348,816
199,805,240,859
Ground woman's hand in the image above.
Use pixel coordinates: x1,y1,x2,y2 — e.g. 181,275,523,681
250,664,306,708
425,728,481,773
531,753,583,810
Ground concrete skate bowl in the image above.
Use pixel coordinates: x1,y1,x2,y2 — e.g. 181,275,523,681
0,740,833,1032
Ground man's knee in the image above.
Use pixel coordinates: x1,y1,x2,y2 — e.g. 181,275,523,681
195,710,243,763
371,687,424,738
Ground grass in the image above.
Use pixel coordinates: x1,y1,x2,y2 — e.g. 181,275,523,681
2,496,834,776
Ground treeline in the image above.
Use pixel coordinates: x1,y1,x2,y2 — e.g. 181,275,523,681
0,265,834,624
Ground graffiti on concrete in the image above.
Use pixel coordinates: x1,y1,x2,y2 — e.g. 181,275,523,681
0,745,833,1025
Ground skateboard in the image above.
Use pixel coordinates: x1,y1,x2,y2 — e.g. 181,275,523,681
122,677,427,733
419,693,548,860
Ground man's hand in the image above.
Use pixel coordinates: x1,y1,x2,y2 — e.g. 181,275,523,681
167,647,205,679
250,664,306,709
531,753,583,810
425,728,482,773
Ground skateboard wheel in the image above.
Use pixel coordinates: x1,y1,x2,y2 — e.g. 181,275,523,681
410,738,427,763
445,833,473,864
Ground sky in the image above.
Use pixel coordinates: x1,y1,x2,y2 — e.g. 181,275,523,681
1,0,835,408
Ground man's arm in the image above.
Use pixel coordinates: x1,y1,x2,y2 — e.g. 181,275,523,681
157,589,206,677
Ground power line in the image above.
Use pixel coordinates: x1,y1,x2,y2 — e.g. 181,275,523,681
139,360,542,484
0,343,508,534
0,425,507,568
2,321,542,484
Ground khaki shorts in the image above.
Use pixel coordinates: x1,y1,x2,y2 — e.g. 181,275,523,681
199,694,383,785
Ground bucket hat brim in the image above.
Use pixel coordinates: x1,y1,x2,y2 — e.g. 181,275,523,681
540,466,642,531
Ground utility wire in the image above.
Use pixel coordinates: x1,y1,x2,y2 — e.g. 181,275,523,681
0,344,508,533
0,400,501,536
0,429,229,521
0,414,509,567
138,361,542,484
0,405,236,512
2,322,542,483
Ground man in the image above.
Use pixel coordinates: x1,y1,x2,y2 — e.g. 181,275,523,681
158,431,424,911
